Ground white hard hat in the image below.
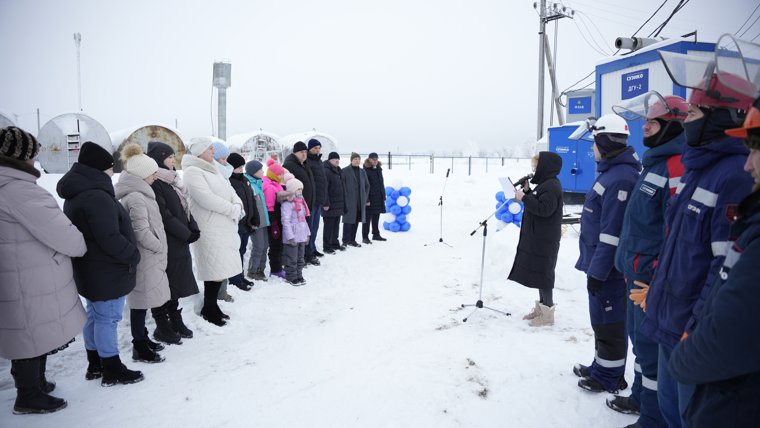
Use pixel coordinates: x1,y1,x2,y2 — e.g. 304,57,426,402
591,114,630,136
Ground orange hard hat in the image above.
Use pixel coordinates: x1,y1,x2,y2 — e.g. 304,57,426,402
725,106,760,138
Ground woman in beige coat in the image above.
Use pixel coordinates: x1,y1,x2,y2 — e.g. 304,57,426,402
115,144,172,362
182,137,243,326
0,127,87,414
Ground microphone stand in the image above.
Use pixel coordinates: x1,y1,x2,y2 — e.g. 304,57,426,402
461,197,512,322
425,168,452,247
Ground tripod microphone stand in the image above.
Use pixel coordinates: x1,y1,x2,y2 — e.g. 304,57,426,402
425,168,452,247
461,199,512,322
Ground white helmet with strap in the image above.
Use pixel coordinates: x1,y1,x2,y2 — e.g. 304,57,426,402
591,114,630,136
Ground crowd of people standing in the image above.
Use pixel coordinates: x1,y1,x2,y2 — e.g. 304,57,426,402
0,130,388,415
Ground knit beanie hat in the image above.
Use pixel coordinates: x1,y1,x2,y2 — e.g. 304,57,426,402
212,142,230,160
121,143,159,179
266,158,285,176
368,152,379,160
146,141,175,167
0,126,40,161
350,152,360,161
293,141,308,153
328,152,340,160
286,178,304,193
308,139,322,150
79,141,114,171
227,152,246,169
245,160,263,176
188,137,213,157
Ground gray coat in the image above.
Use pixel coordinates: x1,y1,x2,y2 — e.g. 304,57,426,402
115,172,170,310
341,165,370,224
0,164,87,360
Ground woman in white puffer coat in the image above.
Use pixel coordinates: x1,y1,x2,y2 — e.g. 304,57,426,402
115,144,172,362
182,137,243,326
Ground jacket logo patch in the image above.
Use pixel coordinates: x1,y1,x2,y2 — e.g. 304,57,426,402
640,184,656,197
687,204,701,215
617,190,628,202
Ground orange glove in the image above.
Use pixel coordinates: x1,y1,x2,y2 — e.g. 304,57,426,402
629,281,649,311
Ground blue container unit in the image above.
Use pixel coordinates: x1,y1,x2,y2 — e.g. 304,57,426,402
551,39,715,196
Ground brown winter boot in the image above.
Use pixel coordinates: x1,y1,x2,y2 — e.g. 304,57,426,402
522,301,541,320
529,303,556,327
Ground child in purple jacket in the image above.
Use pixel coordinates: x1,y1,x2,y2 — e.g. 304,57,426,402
281,178,311,285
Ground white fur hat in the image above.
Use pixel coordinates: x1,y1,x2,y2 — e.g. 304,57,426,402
188,137,214,157
286,178,303,193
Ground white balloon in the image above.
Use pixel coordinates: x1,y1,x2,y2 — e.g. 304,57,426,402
392,179,404,189
396,195,409,207
384,213,397,223
508,201,522,214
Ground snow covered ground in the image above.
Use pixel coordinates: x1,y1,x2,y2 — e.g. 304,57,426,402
0,161,638,427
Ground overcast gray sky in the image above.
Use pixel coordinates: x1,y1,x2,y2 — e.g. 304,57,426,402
0,0,756,153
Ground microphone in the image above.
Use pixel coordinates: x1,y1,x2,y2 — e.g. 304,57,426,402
513,173,534,187
446,168,450,178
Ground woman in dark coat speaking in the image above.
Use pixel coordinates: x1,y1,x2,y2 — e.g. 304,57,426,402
508,151,563,327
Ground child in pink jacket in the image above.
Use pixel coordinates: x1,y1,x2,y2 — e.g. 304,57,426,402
281,178,311,285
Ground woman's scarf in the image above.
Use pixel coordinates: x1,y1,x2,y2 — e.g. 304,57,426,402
155,168,189,216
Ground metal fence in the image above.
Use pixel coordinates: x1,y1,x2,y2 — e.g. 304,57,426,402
339,153,533,175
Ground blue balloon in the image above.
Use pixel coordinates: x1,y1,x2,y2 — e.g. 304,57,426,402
396,214,406,223
514,221,522,228
390,222,401,232
383,221,391,230
390,205,402,215
495,191,506,202
515,212,524,221
385,187,395,196
402,205,411,214
502,212,514,223
391,190,400,200
386,200,396,209
399,187,412,196
400,222,411,232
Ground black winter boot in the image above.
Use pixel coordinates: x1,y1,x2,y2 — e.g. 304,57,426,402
201,281,227,327
143,328,166,352
169,307,194,339
39,355,55,394
152,304,182,345
100,355,144,387
132,340,165,363
85,349,103,380
11,358,67,415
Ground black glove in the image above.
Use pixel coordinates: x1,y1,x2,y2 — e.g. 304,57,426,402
187,230,201,243
587,276,604,294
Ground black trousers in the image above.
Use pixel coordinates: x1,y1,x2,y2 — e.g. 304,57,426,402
268,227,283,273
362,212,381,239
323,216,341,249
130,309,147,341
342,223,358,243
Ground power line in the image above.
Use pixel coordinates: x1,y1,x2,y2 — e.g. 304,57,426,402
576,12,613,54
631,0,669,38
738,12,760,38
649,0,691,38
735,3,760,35
574,14,612,55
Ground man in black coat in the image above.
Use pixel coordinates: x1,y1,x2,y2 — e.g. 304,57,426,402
322,152,347,254
508,151,563,326
341,152,370,247
283,141,318,265
226,153,260,290
305,139,328,257
362,152,387,244
146,141,201,339
56,142,144,386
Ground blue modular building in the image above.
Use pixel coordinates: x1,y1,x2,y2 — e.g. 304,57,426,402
550,38,715,197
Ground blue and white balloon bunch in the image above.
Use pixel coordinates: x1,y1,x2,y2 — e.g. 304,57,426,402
383,186,412,232
495,191,524,228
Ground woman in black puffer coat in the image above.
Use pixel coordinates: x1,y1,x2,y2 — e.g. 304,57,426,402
146,141,200,339
508,151,563,326
362,153,386,243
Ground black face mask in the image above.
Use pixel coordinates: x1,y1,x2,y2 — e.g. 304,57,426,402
684,107,744,147
644,119,684,148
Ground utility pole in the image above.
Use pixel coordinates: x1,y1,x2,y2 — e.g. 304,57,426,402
534,2,574,139
73,33,82,111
